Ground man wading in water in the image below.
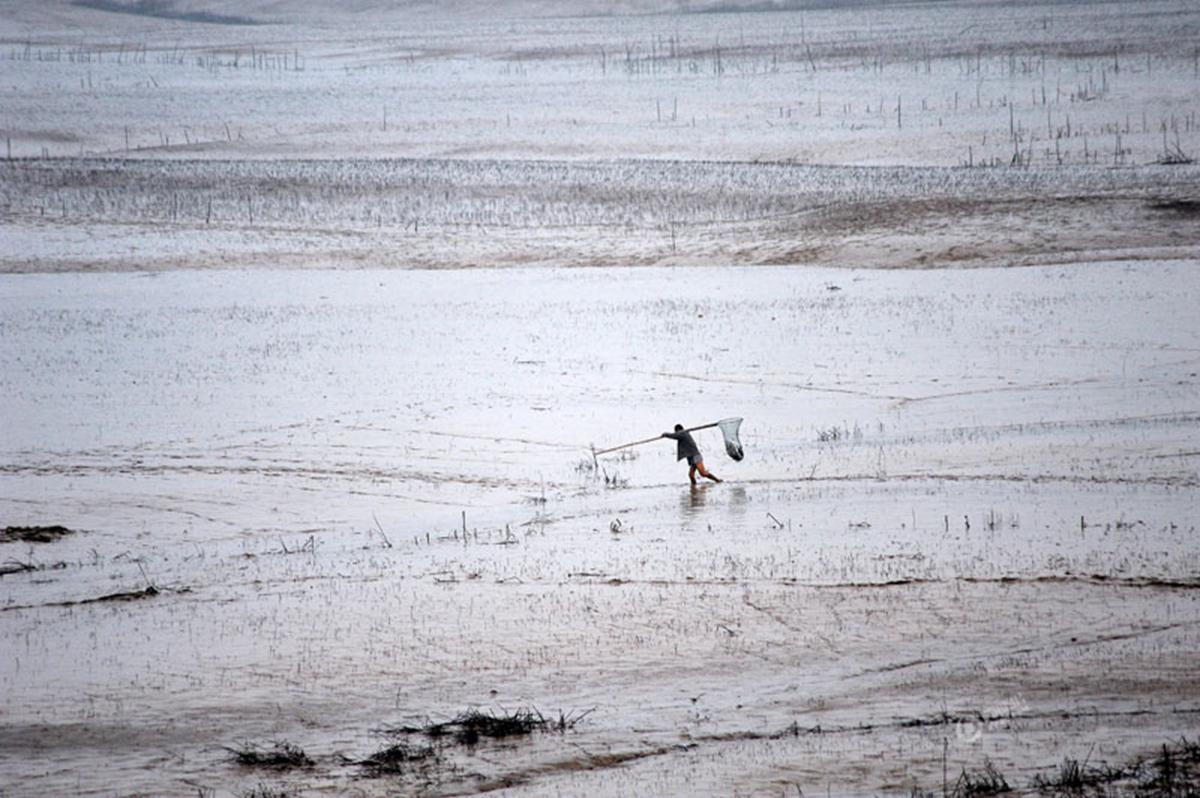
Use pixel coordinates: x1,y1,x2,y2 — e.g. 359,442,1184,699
662,424,722,485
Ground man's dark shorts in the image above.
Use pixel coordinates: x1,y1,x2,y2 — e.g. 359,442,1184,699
687,454,703,467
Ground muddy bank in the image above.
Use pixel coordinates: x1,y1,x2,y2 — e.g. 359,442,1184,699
0,525,73,544
2,158,1198,273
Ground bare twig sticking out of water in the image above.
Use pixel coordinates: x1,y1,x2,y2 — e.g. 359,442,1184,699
0,560,39,576
181,779,215,798
550,707,596,732
136,560,155,590
943,737,949,798
277,535,315,555
602,468,628,488
372,512,392,548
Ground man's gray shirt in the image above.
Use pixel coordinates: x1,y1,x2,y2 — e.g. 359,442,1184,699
664,430,700,461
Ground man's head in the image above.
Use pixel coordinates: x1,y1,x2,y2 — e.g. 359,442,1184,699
674,424,684,432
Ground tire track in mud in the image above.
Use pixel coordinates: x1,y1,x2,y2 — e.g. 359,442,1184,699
1,585,168,612
0,459,530,493
832,471,1199,488
726,705,1200,742
851,618,1200,678
894,375,1105,405
418,429,583,450
437,743,701,796
118,500,243,527
741,594,839,652
0,490,247,527
621,470,1200,491
571,573,1200,591
648,369,1195,406
887,410,1200,442
648,370,911,402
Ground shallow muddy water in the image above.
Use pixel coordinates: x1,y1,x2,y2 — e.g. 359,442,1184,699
1,262,1198,796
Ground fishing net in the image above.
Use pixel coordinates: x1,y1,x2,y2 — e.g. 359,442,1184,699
718,417,744,461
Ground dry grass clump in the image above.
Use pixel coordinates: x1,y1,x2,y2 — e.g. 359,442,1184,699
358,741,436,776
952,758,1010,797
1138,738,1200,797
240,784,299,798
908,740,1200,798
1154,144,1195,166
423,708,549,745
1030,738,1200,796
1,525,73,543
1032,754,1128,793
226,740,314,770
381,706,591,748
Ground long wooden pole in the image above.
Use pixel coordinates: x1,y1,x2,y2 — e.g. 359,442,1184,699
593,421,719,457
593,433,661,457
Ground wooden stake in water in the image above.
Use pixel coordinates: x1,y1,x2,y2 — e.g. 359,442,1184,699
942,737,948,798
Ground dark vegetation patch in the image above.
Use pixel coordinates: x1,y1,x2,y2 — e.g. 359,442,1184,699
380,707,594,747
396,708,550,745
953,758,1011,797
346,707,594,785
1148,199,1200,215
0,584,167,611
0,560,44,577
226,741,313,771
1031,753,1129,793
1,525,73,543
73,0,262,25
240,784,298,798
356,741,437,777
1027,737,1200,796
86,585,160,603
906,738,1200,797
1139,739,1200,797
1155,145,1195,166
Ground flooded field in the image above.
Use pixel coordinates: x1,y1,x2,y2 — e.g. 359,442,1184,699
2,263,1198,796
3,0,1200,795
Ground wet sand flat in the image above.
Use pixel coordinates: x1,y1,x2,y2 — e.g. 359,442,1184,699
2,264,1198,796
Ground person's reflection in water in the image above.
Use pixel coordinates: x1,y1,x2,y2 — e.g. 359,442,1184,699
684,483,709,515
682,483,748,519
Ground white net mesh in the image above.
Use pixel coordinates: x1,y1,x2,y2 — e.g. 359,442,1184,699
718,417,744,461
